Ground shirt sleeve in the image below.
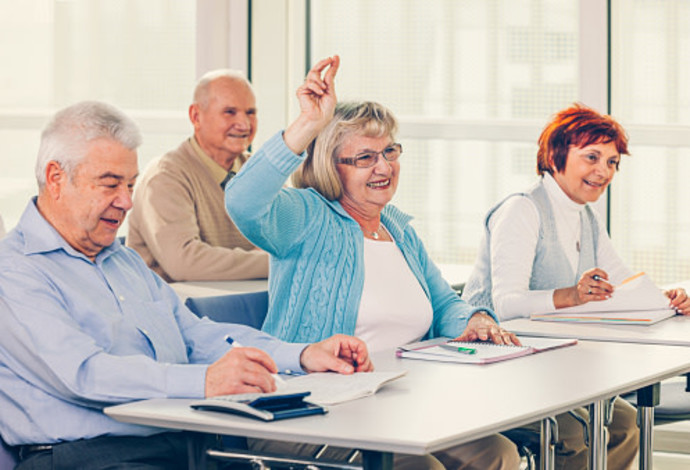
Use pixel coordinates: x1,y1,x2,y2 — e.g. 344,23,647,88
0,270,208,405
131,169,269,281
0,263,305,407
489,196,557,320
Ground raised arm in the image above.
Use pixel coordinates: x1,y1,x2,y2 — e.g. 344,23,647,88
225,56,342,256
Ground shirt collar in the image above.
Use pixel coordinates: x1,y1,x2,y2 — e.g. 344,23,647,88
19,197,120,263
189,136,246,186
543,172,586,216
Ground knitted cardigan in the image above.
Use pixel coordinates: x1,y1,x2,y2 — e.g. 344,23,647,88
226,132,494,343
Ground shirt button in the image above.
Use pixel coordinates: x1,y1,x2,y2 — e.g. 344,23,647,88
118,295,125,301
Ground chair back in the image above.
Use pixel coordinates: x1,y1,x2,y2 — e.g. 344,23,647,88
185,291,270,461
185,291,269,330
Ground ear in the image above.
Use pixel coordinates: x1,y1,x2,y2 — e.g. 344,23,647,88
44,161,67,200
189,104,200,129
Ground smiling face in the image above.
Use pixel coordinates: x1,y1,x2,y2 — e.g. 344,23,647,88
42,138,139,260
190,77,257,170
335,134,399,218
552,141,620,204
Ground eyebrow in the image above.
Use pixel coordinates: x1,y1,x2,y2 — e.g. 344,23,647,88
97,172,139,181
355,142,395,154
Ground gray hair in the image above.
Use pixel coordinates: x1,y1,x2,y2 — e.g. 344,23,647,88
292,101,399,200
193,69,254,109
35,101,142,189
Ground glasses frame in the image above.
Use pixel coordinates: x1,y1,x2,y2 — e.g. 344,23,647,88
336,143,403,168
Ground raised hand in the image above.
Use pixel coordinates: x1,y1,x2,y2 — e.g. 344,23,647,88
284,55,340,154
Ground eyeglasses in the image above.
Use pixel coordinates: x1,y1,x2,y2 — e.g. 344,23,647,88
336,143,403,168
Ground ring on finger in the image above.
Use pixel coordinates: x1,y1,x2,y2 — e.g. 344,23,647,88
588,289,592,294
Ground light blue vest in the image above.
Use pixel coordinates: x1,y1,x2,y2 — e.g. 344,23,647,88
462,179,599,312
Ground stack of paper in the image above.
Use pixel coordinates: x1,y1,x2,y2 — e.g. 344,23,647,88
531,272,676,325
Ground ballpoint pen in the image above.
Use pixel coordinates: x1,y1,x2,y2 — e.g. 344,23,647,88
439,344,477,355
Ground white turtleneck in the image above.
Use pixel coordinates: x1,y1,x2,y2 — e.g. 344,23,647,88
488,172,633,320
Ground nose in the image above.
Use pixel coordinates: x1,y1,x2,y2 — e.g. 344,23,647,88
114,186,134,212
232,112,252,131
594,158,611,175
373,152,393,174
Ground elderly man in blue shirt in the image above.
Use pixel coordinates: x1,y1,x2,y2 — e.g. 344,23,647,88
0,101,372,470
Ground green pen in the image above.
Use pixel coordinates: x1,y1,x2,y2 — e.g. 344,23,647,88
439,343,477,355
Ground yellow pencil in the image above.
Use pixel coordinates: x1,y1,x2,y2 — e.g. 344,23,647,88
619,271,645,286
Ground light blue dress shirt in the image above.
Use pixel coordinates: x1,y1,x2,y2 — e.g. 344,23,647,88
0,199,306,446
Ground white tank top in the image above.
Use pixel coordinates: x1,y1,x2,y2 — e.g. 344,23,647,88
354,236,433,353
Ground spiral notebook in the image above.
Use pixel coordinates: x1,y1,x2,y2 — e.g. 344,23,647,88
397,336,577,364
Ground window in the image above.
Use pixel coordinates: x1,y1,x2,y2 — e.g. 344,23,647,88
610,0,690,284
258,0,586,279
0,0,196,229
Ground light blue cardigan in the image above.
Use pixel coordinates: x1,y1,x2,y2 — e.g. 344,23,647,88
225,132,495,343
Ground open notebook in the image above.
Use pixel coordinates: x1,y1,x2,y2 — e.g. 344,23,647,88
397,336,577,364
531,272,676,325
191,369,407,415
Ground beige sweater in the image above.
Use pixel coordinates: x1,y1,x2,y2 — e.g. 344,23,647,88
127,138,268,282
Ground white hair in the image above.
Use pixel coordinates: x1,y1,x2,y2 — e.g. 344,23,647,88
35,101,142,189
193,69,254,108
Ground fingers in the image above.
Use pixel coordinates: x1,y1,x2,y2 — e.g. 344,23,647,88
457,315,518,346
303,55,339,96
301,335,373,374
205,347,278,397
666,288,690,315
576,269,613,303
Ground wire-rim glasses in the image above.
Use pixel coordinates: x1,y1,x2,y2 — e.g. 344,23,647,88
336,143,403,168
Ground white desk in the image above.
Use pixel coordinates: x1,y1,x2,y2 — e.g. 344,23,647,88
170,279,268,300
503,315,690,468
502,315,690,347
106,341,690,470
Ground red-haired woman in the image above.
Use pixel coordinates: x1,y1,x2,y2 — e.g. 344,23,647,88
462,103,690,469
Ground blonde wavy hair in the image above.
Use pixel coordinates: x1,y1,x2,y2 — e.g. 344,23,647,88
291,101,398,200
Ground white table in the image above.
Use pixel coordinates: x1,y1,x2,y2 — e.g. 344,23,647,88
170,279,268,300
105,341,690,470
503,315,690,469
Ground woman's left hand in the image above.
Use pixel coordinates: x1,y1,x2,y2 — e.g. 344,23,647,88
665,288,690,315
454,312,521,345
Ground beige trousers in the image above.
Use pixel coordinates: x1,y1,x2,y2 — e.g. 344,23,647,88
248,432,520,470
520,397,639,470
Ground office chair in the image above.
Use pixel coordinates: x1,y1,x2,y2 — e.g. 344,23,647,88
624,374,690,424
0,437,17,470
185,290,269,330
185,291,270,469
186,292,362,469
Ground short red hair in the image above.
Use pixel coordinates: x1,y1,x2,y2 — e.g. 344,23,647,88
537,103,629,175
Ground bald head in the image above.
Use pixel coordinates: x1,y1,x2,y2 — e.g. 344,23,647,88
193,69,254,110
189,70,258,170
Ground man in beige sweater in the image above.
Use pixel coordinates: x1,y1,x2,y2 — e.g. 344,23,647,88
127,70,269,282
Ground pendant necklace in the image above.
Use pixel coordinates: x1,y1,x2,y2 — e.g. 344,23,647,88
364,224,382,240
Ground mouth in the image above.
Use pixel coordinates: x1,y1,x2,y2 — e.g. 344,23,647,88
583,178,607,189
227,133,250,139
100,217,122,229
367,179,391,189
